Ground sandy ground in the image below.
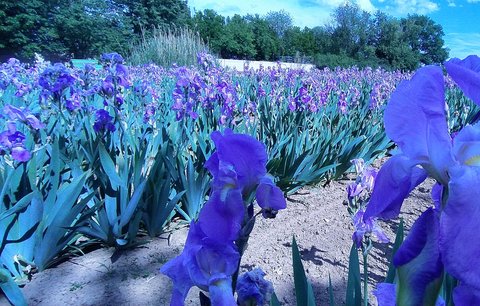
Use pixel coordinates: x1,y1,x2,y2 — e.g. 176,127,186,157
219,59,315,71
0,175,435,306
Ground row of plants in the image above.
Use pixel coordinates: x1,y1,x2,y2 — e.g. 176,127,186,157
160,55,480,305
0,52,478,305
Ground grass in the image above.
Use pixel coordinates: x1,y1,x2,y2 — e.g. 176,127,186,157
128,27,209,67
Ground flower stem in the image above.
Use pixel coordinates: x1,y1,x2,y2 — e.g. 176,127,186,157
363,251,368,306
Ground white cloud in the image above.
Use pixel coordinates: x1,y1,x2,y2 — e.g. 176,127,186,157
381,0,439,16
447,0,456,7
444,32,480,59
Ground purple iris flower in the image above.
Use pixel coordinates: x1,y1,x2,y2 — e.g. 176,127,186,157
338,91,347,114
93,109,115,133
205,129,286,214
197,51,216,70
100,52,124,64
347,182,363,199
351,209,389,248
38,63,76,96
161,219,240,306
365,56,480,303
161,129,285,305
444,55,480,105
3,105,45,130
0,127,31,162
236,268,274,306
65,93,82,112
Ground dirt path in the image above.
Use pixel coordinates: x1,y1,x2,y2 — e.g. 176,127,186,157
1,178,434,306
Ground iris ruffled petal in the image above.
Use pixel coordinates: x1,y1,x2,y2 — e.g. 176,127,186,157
440,165,480,290
160,249,194,306
384,66,454,182
364,154,427,220
445,55,480,106
256,176,287,212
236,268,274,306
198,189,244,242
394,208,443,305
11,146,31,162
210,129,267,190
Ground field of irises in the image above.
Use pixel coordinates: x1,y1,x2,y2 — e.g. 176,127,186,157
1,52,479,305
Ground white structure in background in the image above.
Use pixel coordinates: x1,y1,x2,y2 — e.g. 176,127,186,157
219,59,315,71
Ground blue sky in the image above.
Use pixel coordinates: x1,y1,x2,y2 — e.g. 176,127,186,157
188,0,480,59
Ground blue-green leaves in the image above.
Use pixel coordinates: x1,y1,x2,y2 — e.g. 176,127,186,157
346,243,362,306
292,236,316,306
0,268,26,306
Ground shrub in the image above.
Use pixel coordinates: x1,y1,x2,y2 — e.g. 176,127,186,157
128,27,210,67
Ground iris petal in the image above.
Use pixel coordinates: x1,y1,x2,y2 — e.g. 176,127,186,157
208,277,236,306
394,208,444,305
452,123,480,166
440,165,480,290
210,129,267,190
198,189,244,242
445,55,480,106
373,283,396,306
364,154,427,220
11,146,31,162
256,176,287,211
453,284,480,305
384,66,454,183
160,252,194,306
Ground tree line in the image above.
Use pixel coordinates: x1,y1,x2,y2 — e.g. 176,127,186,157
0,0,449,70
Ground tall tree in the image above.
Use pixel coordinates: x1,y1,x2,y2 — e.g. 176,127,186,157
245,14,280,61
400,14,449,65
220,15,256,59
327,2,373,59
265,10,292,38
55,0,133,58
0,0,67,60
192,9,225,54
119,0,190,34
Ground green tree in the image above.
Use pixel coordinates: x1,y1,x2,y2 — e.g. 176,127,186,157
220,15,256,59
312,26,332,54
119,0,190,34
400,14,449,65
368,11,416,70
192,9,225,54
0,0,67,60
327,2,374,59
265,9,292,38
54,0,133,58
245,14,280,61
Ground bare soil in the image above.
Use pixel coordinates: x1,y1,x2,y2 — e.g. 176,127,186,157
0,178,434,306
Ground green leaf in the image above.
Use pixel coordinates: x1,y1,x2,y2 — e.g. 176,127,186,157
270,292,281,306
441,273,457,306
34,172,91,271
0,268,27,306
346,242,362,306
0,192,35,221
98,142,124,191
119,180,147,228
328,274,335,306
292,236,316,306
